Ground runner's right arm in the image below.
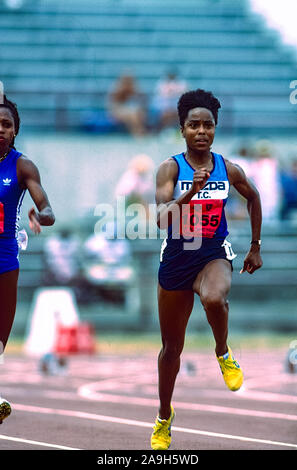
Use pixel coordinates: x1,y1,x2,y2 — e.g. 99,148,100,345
155,158,209,229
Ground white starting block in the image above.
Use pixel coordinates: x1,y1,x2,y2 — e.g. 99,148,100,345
24,287,80,357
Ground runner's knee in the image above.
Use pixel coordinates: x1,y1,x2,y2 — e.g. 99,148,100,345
200,291,228,313
160,340,184,361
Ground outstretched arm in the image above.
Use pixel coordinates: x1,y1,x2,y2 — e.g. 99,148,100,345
226,160,263,274
17,156,55,234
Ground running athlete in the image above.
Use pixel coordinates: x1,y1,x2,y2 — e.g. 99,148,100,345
0,96,55,423
151,89,262,450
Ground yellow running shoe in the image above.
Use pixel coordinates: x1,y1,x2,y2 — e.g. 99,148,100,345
150,406,175,450
0,398,11,424
217,346,243,391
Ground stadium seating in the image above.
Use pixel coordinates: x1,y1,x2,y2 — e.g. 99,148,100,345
1,0,297,133
15,219,297,333
2,0,296,334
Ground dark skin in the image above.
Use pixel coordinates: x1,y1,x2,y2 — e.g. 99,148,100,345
155,107,262,419
0,107,55,350
0,107,55,232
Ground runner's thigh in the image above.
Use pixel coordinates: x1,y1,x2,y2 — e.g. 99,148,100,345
192,258,232,299
0,269,19,349
158,283,194,344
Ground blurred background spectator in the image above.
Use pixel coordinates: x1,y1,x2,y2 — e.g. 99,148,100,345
228,139,280,222
83,221,133,304
227,142,254,220
229,141,253,176
280,159,297,221
150,69,188,131
250,139,280,222
43,227,82,288
114,154,155,217
108,73,148,136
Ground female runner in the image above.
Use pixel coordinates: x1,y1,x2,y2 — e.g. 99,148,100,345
151,89,262,450
0,95,55,423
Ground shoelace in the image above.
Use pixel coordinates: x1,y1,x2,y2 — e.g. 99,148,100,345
220,358,240,371
153,419,170,438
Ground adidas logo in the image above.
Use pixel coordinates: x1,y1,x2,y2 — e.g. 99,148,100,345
3,178,11,186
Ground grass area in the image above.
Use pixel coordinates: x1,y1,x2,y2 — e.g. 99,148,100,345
6,331,295,355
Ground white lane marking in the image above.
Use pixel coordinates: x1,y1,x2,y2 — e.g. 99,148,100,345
190,387,297,404
13,403,297,449
78,384,297,422
171,426,297,449
0,434,80,450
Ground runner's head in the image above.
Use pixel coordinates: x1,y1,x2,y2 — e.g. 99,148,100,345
0,95,20,149
177,89,221,128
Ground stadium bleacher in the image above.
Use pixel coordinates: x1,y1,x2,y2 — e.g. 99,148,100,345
15,218,297,334
1,0,297,133
1,0,296,334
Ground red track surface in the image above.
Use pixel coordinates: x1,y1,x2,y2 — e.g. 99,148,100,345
0,348,296,451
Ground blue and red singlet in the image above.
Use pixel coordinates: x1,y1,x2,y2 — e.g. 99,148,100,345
0,148,26,274
158,152,236,290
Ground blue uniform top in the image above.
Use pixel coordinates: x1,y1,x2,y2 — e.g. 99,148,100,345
158,151,235,290
0,148,26,240
168,151,229,242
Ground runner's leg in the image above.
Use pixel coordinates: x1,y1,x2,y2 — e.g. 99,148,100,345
192,259,232,356
0,269,19,353
157,283,194,419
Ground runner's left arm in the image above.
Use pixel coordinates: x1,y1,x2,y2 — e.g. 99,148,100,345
226,160,262,274
17,156,55,234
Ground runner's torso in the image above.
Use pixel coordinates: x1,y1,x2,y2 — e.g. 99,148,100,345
0,148,26,240
168,151,229,242
158,152,235,289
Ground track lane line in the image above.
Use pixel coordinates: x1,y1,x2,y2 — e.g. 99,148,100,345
12,403,297,449
78,384,297,422
0,433,81,450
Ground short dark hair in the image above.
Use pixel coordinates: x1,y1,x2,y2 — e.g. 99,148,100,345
177,88,221,127
0,95,20,147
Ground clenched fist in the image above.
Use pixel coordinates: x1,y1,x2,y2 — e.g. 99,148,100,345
191,168,210,194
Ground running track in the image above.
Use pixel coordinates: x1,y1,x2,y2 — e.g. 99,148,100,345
0,348,296,452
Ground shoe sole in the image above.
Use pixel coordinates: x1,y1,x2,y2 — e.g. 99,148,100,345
0,401,11,424
224,373,244,391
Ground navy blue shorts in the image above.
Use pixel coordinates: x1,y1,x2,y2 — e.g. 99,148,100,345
0,238,19,275
158,237,235,291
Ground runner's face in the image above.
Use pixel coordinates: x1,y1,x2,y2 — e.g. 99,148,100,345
181,107,215,153
0,108,15,152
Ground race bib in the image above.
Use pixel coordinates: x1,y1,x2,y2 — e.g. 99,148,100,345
181,200,223,239
0,202,4,233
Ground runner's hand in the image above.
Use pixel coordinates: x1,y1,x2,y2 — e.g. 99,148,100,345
191,168,210,194
240,248,263,274
28,207,41,234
